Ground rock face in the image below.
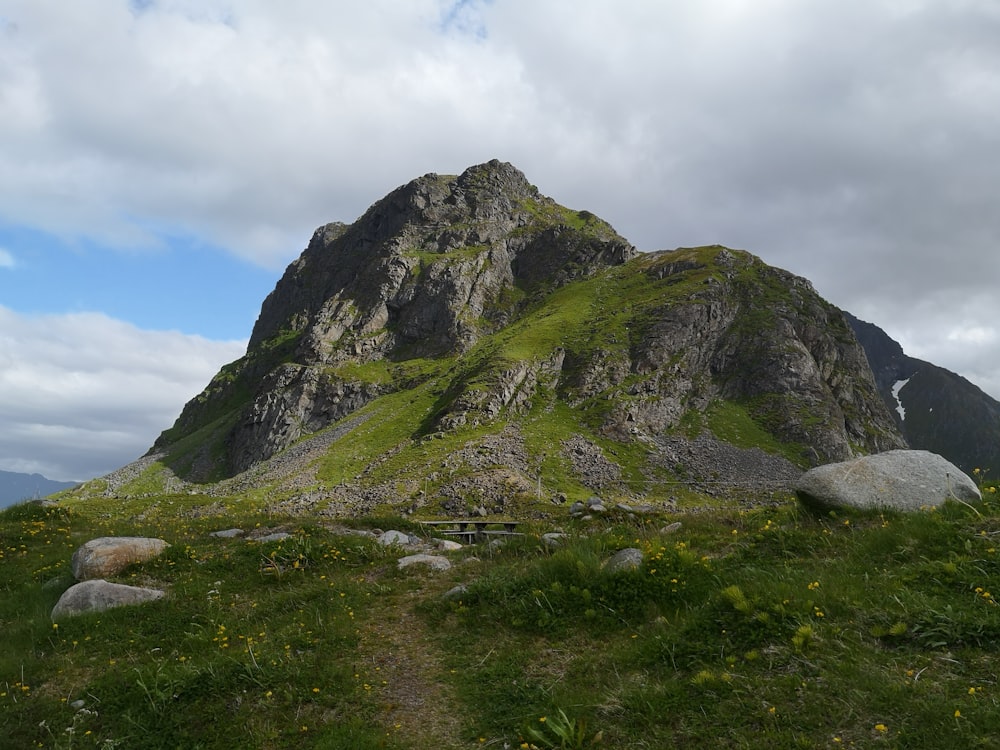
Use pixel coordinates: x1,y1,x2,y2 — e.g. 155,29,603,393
848,313,1000,475
51,579,165,621
146,160,904,507
795,450,981,512
71,537,170,580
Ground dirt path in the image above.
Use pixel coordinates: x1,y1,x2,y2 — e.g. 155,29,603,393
358,585,469,748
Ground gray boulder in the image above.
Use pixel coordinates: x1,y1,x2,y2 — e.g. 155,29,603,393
795,449,981,512
71,537,170,580
52,579,165,621
210,528,245,539
378,530,416,546
397,554,452,571
603,547,644,573
542,532,568,548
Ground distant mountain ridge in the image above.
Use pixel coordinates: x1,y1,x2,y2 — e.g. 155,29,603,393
847,313,1000,475
0,470,76,508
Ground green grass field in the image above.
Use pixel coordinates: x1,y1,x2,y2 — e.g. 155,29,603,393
3,483,1000,748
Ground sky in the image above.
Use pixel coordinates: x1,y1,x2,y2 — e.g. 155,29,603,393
1,0,999,482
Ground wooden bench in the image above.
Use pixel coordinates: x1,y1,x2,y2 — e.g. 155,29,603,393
418,519,521,544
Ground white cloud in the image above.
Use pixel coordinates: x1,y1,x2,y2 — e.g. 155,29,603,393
0,305,245,481
0,248,13,268
0,0,999,459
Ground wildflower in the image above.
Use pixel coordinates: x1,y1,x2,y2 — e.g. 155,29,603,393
874,723,887,733
954,710,961,718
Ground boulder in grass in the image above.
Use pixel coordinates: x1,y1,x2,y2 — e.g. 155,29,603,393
603,547,644,573
795,450,981,513
397,554,452,572
51,579,165,621
71,537,170,580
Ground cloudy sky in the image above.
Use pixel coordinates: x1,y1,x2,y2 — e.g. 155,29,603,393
1,0,998,481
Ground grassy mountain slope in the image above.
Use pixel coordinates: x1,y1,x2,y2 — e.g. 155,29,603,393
113,241,903,517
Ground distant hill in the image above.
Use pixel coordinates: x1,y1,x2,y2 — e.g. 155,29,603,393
0,470,77,509
847,313,1000,475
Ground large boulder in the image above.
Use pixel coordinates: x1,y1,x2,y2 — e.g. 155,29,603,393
71,537,170,580
795,450,981,512
51,579,165,621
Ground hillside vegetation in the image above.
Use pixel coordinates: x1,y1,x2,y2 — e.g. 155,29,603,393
4,485,1000,748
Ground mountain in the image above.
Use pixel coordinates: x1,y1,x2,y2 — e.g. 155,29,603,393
112,160,905,515
0,470,77,508
847,313,1000,474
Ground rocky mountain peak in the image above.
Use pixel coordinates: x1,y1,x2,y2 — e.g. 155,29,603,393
248,159,634,364
151,163,904,497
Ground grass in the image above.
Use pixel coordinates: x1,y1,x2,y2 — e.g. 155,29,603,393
4,482,1000,748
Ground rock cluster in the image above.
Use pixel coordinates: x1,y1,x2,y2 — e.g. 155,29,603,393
53,536,170,621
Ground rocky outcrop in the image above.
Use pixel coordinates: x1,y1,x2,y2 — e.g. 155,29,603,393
71,537,170,580
154,160,634,475
795,450,981,512
575,250,904,464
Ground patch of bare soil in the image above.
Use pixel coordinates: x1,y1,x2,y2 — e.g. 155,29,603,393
358,587,468,748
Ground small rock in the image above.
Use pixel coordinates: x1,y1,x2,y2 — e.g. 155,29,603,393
397,554,452,571
603,547,644,573
661,522,683,534
442,584,468,600
254,532,291,543
542,532,568,548
378,530,414,546
435,539,464,552
209,528,244,539
569,501,586,517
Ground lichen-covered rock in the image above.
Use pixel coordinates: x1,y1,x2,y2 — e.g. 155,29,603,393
71,537,170,581
603,547,644,573
52,579,165,621
795,450,981,512
397,554,452,572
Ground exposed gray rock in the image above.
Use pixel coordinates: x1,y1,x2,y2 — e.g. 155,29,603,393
378,530,417,546
52,579,165,621
71,537,170,581
542,532,568,548
442,584,468,600
253,532,291,543
661,522,683,534
209,528,244,539
435,539,464,552
603,547,644,573
397,554,452,571
795,449,981,512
